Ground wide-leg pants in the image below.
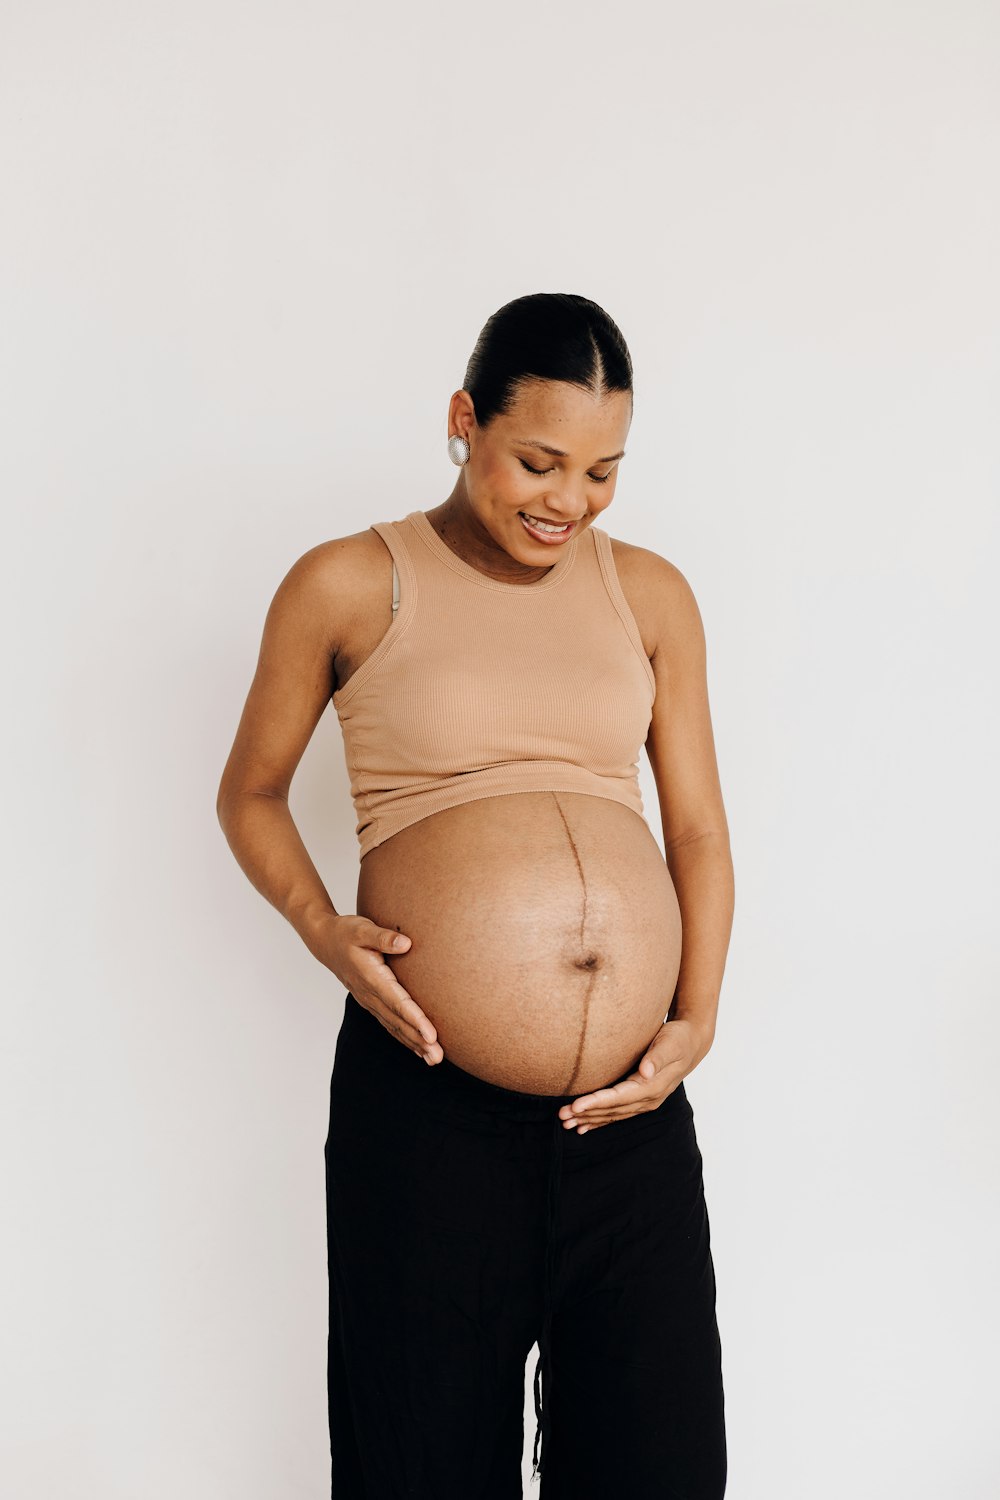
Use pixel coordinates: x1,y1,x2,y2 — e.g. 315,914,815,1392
325,991,727,1499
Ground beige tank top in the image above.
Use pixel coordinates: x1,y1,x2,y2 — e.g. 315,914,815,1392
332,509,656,859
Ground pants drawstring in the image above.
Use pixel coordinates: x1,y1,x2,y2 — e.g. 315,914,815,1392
531,1112,566,1483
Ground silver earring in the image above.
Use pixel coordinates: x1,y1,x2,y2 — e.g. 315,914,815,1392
447,434,470,466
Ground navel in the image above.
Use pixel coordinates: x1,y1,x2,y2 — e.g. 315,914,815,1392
573,952,602,972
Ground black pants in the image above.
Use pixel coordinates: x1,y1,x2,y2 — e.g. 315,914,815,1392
325,992,727,1498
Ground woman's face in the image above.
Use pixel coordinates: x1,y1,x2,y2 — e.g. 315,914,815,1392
456,379,632,564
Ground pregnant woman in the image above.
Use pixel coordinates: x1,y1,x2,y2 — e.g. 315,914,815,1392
217,292,733,1498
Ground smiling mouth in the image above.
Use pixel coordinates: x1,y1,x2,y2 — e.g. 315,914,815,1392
518,511,579,537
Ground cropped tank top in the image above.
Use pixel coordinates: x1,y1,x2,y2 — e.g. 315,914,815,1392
332,509,657,859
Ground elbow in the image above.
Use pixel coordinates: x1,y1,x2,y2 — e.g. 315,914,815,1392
216,778,289,826
216,774,239,830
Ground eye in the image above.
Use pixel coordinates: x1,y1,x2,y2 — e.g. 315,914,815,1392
519,458,613,484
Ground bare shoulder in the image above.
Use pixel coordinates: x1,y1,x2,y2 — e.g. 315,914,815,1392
268,525,390,640
605,532,703,662
216,526,392,802
277,525,385,601
607,532,689,594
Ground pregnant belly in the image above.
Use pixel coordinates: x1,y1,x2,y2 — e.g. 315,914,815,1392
355,791,682,1095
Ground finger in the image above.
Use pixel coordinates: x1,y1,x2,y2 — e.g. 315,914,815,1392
369,997,422,1048
573,1108,640,1126
569,1103,658,1131
385,1011,443,1063
357,942,438,1045
561,1113,617,1134
562,1072,649,1115
571,1102,641,1123
379,979,443,1061
570,1079,683,1126
367,991,441,1061
372,924,412,955
389,982,438,1045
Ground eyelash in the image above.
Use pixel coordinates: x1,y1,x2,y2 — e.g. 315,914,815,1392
519,459,613,484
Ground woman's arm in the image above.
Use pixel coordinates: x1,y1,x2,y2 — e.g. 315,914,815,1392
216,543,345,958
216,540,441,1061
643,552,734,1054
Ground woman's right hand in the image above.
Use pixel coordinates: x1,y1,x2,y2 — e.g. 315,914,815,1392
318,914,442,1064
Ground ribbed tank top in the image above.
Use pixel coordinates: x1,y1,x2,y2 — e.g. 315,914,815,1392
332,509,656,859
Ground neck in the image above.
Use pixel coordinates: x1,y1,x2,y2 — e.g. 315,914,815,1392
425,498,559,585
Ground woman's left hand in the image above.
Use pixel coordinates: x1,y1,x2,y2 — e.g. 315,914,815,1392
557,1018,713,1133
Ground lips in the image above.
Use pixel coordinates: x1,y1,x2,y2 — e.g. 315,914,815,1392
518,511,577,543
521,513,571,529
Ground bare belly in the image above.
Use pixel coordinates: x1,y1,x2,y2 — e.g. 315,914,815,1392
355,790,682,1095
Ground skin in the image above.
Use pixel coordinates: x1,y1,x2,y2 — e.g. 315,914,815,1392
217,377,734,1132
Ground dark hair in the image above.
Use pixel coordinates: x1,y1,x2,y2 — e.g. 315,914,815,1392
462,293,633,430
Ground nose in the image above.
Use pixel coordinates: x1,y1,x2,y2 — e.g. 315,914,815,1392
541,496,588,523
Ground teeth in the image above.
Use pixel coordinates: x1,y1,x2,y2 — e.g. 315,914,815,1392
521,513,571,533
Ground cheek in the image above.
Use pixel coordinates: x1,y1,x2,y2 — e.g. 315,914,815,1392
481,459,529,504
508,478,546,513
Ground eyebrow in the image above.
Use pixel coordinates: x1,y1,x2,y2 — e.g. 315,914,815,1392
514,438,626,463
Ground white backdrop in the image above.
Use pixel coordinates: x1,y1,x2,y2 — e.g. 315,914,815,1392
2,2,998,1496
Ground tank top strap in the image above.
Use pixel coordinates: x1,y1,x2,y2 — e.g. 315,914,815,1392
589,526,656,695
370,519,418,630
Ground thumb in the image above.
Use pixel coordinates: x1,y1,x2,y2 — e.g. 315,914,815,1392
638,1034,668,1079
376,926,411,953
